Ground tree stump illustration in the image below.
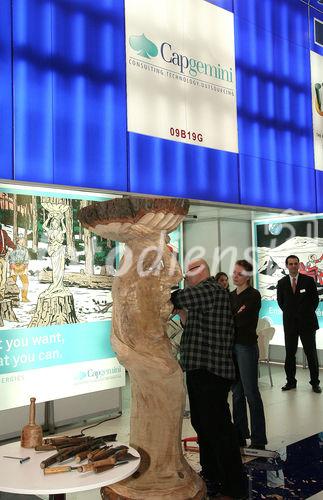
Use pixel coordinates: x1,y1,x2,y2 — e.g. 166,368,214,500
78,197,205,500
0,298,18,326
29,198,77,327
5,277,20,307
0,277,20,326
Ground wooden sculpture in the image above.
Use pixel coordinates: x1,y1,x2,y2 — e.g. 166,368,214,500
78,197,205,500
21,397,43,448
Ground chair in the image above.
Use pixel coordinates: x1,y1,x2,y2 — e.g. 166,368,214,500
257,318,275,387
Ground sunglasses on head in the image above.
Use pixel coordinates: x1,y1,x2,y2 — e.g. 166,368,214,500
183,264,203,278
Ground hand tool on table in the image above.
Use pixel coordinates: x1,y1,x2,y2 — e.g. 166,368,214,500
3,456,31,464
43,433,117,446
43,460,130,475
76,444,112,463
88,445,128,462
40,437,109,469
35,445,57,452
21,397,43,448
81,453,139,472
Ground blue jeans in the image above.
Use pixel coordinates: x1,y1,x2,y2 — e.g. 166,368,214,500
232,343,267,446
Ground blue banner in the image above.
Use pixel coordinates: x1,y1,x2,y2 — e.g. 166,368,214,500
0,321,114,374
261,300,323,328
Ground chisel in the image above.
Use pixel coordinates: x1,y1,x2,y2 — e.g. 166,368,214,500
44,460,129,474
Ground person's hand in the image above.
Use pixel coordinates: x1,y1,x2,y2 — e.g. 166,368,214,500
237,305,246,313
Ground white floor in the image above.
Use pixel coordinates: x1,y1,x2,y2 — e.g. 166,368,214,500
4,363,321,500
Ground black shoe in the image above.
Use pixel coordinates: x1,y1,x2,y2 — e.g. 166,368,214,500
199,472,221,497
312,385,322,393
205,480,221,497
281,382,297,391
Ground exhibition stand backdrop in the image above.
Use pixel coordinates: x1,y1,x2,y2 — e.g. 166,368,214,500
1,0,323,212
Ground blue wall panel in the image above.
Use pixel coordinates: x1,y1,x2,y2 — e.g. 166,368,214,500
0,1,13,179
129,133,240,204
239,154,316,211
11,0,127,191
51,0,127,190
235,15,314,172
234,0,309,48
13,0,54,183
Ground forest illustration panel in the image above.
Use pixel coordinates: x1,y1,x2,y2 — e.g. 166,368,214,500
0,185,124,410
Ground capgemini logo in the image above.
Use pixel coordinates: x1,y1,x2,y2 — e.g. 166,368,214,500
129,34,158,58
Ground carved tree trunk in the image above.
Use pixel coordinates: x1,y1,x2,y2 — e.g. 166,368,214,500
79,197,205,500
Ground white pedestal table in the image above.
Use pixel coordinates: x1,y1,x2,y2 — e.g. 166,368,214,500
0,441,140,500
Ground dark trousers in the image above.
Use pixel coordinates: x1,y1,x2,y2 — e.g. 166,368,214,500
186,369,247,498
284,329,320,386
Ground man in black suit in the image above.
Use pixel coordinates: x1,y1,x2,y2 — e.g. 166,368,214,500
277,255,321,393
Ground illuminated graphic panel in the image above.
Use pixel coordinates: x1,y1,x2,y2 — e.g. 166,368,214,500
0,184,124,410
253,214,323,348
125,0,238,152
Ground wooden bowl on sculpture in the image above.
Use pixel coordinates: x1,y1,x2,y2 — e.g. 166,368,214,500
78,197,189,241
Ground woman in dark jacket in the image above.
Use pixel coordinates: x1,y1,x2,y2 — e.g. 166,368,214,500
230,260,267,450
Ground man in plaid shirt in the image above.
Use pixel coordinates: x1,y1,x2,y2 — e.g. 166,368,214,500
171,259,247,500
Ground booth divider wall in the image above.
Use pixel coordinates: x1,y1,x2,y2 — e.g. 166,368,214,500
184,208,323,367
